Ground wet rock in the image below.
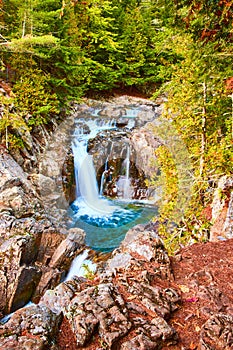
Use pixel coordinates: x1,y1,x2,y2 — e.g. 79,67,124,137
49,228,85,270
65,283,131,347
8,266,41,313
32,267,62,302
200,313,233,350
0,235,42,314
0,304,61,349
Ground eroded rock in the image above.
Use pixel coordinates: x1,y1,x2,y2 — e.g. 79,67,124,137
39,277,85,315
49,228,85,270
200,313,233,350
65,283,131,347
120,316,176,350
0,304,61,349
0,235,41,314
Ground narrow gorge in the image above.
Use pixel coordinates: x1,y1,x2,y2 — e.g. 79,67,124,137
0,96,233,350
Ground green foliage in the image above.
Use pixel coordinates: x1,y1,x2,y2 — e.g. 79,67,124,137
13,68,60,126
0,0,232,253
0,96,28,149
81,263,95,280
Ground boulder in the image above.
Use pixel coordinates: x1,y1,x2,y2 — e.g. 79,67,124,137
49,228,85,270
8,266,41,313
0,235,42,314
120,317,177,349
107,225,172,280
0,304,61,349
65,283,131,348
39,277,85,315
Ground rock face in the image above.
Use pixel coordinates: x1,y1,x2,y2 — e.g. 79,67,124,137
210,175,233,241
1,226,233,349
0,226,180,349
0,304,61,350
1,97,233,350
0,146,86,318
54,227,179,349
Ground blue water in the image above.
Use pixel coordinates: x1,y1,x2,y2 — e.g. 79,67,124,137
69,199,156,252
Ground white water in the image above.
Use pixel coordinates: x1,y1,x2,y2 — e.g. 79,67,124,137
69,113,156,252
123,145,131,199
65,250,96,281
99,157,109,195
0,301,34,324
72,119,117,217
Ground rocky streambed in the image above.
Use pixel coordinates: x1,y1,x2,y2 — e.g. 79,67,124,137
0,96,232,349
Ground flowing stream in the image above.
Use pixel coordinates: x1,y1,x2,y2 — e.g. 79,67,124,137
69,111,156,252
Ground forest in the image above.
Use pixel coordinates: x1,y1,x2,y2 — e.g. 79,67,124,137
0,0,232,250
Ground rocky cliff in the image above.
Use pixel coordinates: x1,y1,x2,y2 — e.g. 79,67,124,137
0,96,232,349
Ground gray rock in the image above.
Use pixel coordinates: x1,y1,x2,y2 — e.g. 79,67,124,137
210,175,233,241
0,148,38,219
0,186,35,218
0,304,61,349
0,336,45,350
110,226,172,280
49,228,85,270
30,173,56,196
106,252,133,271
65,283,131,347
128,282,180,318
0,235,42,314
120,334,159,350
120,317,176,349
39,278,84,315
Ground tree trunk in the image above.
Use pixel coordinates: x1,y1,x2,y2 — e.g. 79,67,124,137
200,81,207,178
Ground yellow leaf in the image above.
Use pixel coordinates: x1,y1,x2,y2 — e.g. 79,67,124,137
179,285,190,293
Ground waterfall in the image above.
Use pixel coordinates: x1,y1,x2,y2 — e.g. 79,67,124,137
123,145,131,199
69,112,156,252
99,157,108,195
99,171,105,196
115,144,132,200
65,250,96,281
72,119,117,216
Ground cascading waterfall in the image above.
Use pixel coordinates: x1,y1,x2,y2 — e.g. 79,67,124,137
65,250,96,281
69,115,156,252
100,156,109,196
123,144,131,199
72,119,117,216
